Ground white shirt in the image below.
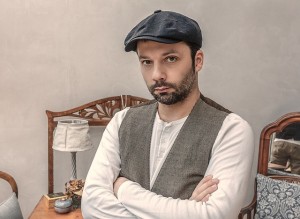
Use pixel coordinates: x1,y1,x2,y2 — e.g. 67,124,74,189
82,108,254,219
150,113,187,187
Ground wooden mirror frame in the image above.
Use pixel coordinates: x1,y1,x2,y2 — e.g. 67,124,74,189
258,112,300,175
46,95,149,194
239,112,300,218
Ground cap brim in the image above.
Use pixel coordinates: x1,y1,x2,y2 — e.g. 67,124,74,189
125,36,180,52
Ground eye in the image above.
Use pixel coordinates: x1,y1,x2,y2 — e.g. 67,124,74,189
165,56,178,63
141,60,152,65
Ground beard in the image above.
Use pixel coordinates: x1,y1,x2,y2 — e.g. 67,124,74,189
148,68,196,105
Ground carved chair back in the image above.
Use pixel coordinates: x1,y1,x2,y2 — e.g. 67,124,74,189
46,95,149,193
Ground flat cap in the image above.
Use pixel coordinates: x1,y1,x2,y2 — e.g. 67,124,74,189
124,10,202,52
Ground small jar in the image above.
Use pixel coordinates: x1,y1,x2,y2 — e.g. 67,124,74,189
54,198,72,214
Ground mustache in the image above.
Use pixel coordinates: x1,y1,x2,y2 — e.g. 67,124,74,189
150,81,176,90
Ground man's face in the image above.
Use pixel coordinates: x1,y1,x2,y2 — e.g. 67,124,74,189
136,41,200,105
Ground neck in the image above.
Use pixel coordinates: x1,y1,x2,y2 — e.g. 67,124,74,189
157,89,200,122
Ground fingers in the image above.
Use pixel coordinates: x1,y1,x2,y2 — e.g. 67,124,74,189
189,175,219,202
191,181,218,202
197,175,213,187
189,175,213,200
201,194,210,202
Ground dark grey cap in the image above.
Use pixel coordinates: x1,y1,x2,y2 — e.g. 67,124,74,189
124,10,202,52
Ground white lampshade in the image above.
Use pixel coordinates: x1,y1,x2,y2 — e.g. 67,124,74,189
53,119,93,152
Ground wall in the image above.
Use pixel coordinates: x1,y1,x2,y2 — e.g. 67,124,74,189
0,0,300,217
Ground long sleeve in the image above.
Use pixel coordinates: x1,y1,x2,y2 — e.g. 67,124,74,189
81,108,137,219
117,113,255,219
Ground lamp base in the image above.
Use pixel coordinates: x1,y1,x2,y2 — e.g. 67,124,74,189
70,152,77,180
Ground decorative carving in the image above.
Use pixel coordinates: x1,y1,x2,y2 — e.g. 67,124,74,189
70,98,147,121
75,100,122,120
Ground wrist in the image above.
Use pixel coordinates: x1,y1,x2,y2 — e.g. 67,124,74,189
113,177,128,198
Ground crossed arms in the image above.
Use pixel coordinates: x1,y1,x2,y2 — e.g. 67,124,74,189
82,108,254,219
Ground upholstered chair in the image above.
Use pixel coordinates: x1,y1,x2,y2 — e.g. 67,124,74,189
0,171,23,219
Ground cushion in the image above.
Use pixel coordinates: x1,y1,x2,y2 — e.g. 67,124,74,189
0,193,23,219
255,174,300,219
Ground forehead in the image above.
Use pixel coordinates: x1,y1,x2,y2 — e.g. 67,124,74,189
136,40,190,57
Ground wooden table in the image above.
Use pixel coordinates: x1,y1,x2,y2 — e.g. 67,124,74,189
29,196,83,219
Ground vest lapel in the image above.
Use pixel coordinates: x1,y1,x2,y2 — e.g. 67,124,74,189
119,102,158,190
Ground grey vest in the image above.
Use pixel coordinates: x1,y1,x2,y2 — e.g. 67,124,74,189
119,97,229,199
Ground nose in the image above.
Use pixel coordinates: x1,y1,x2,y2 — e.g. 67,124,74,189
152,63,166,82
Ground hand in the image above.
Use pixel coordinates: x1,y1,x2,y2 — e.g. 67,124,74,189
113,177,128,198
189,175,219,202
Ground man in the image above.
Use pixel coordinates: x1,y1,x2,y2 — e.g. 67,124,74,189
82,10,254,219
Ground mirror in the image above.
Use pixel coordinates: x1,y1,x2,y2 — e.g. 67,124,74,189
258,112,300,177
268,122,300,176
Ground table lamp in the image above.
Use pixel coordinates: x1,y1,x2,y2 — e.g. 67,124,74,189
52,119,93,180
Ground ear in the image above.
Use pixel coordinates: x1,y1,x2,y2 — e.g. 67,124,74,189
194,50,204,72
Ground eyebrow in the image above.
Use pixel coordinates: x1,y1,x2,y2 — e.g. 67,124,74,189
162,49,179,56
138,49,179,60
138,55,149,60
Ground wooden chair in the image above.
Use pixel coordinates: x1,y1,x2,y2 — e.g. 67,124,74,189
0,171,23,218
46,95,149,194
238,112,300,219
0,171,18,198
